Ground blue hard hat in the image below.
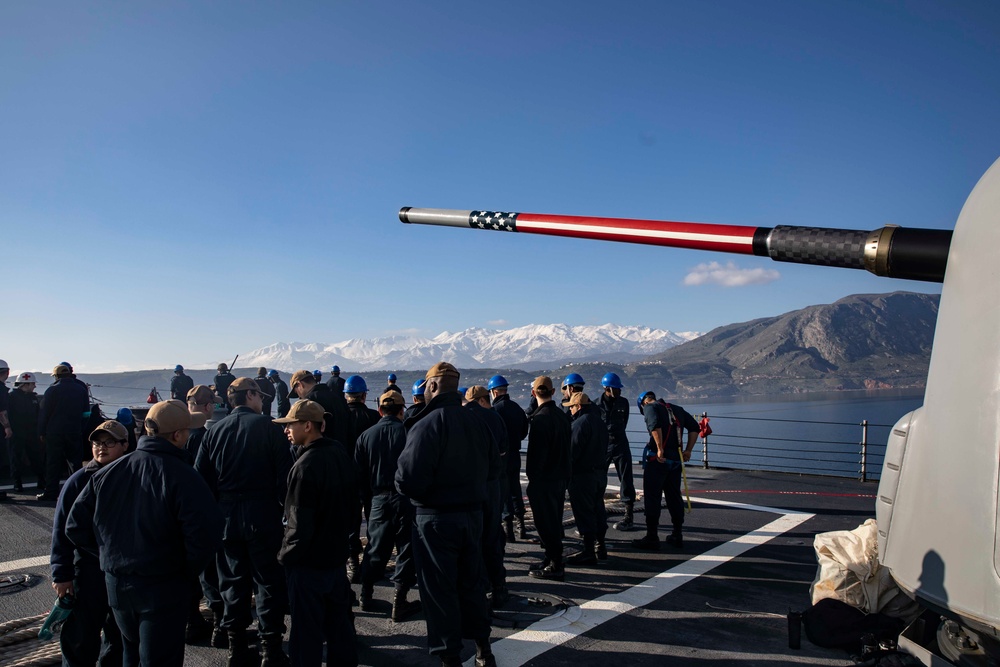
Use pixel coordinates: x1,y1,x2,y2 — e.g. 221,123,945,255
60,361,73,371
345,375,368,393
601,372,623,389
267,369,278,378
388,373,397,382
487,374,508,390
313,370,321,375
636,391,654,413
174,364,184,372
332,365,340,373
116,407,135,426
562,373,585,388
412,379,426,396
458,387,468,397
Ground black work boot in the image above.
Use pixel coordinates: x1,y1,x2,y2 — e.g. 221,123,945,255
504,518,516,543
440,656,463,667
632,533,661,551
665,527,684,548
13,478,23,493
528,557,550,572
596,535,608,561
614,500,635,531
566,536,597,565
490,584,510,609
517,516,528,539
391,587,421,622
226,630,252,667
359,585,375,612
260,633,289,667
528,558,564,581
475,638,497,667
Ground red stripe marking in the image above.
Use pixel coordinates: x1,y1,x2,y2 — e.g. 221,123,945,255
517,213,758,255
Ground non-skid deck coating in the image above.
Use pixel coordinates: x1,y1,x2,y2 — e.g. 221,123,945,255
0,468,874,666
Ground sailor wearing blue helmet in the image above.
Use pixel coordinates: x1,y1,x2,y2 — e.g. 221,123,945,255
343,375,381,583
403,379,426,421
326,365,345,395
170,364,194,402
598,372,636,533
560,373,585,415
487,374,530,542
268,371,291,419
383,372,401,395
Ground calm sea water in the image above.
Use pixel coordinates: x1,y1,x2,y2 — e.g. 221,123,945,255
619,389,927,480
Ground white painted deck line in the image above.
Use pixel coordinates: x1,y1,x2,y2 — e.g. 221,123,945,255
0,555,49,573
468,498,814,667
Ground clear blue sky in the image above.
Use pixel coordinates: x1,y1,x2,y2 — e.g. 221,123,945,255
3,1,998,373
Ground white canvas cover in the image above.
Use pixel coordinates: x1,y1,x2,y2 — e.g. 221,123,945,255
810,519,921,622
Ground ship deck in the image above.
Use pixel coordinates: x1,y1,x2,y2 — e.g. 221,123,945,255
0,467,875,666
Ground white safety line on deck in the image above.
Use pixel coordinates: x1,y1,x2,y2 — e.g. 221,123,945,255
0,555,49,573
468,496,814,667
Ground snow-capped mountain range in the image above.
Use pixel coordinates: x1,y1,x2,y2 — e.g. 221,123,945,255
226,324,700,372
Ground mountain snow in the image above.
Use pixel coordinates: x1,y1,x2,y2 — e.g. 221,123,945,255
227,324,700,372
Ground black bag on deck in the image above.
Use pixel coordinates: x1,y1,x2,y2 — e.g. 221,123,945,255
802,598,905,652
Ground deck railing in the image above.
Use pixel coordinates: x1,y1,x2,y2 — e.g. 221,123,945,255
622,412,890,482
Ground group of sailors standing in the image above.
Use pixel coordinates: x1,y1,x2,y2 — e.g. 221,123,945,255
11,358,701,667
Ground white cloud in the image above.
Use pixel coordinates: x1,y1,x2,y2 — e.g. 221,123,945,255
683,261,780,287
487,319,508,326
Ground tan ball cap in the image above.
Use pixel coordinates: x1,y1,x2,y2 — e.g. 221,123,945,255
146,400,208,435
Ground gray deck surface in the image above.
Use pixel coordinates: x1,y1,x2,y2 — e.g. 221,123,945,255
0,467,874,665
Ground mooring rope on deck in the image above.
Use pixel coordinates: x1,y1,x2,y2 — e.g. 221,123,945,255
0,614,60,666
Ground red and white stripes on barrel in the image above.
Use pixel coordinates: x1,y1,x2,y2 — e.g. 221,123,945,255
513,211,758,255
398,207,759,255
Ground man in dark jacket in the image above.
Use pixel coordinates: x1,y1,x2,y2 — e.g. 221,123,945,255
269,370,291,419
183,385,222,644
66,401,223,667
9,372,44,492
488,375,529,542
170,365,194,402
633,392,699,551
51,420,128,667
382,373,401,395
464,385,507,608
291,370,349,449
344,375,381,447
195,378,293,667
395,362,496,667
525,376,571,581
403,379,426,421
326,365,345,395
343,374,380,582
38,364,89,501
564,393,610,565
214,363,236,413
355,391,420,621
276,400,358,667
597,373,637,530
254,367,275,418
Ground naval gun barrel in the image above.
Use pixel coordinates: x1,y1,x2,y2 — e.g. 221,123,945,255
399,207,951,283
